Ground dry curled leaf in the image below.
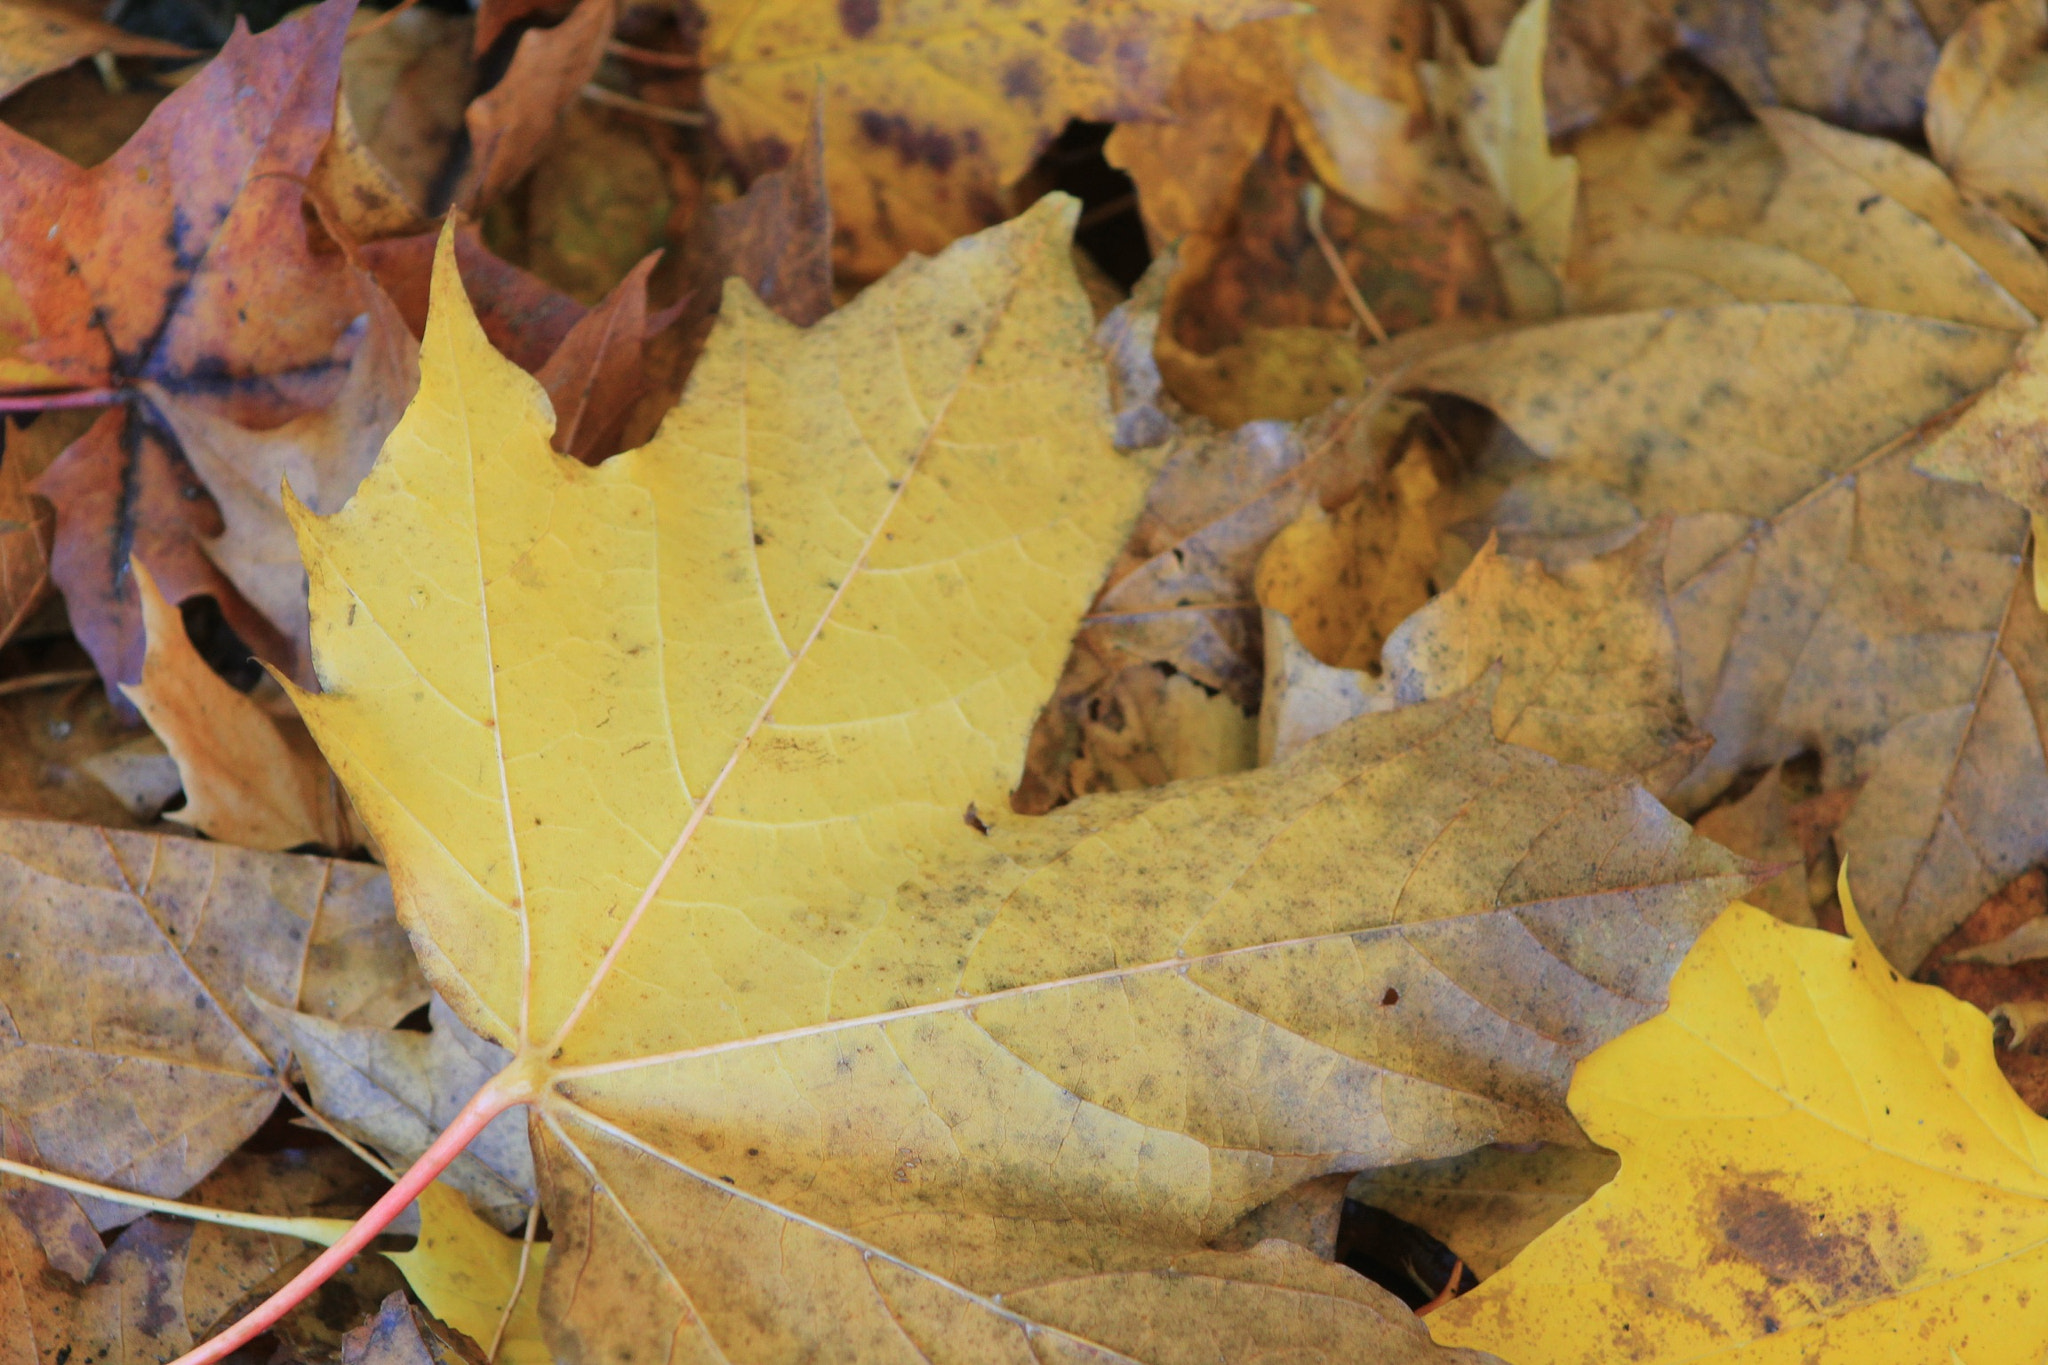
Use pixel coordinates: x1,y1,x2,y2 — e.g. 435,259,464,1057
1928,0,2048,243
0,0,190,103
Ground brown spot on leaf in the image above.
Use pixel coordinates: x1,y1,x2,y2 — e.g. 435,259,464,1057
1002,58,1043,102
856,111,959,173
1715,1187,1893,1307
837,0,879,39
1061,20,1104,65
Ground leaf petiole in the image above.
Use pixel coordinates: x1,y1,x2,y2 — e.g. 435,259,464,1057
169,1072,530,1365
0,1156,352,1244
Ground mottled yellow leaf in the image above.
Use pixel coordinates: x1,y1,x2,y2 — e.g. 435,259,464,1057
697,0,1283,277
1431,882,2048,1362
288,197,1754,1361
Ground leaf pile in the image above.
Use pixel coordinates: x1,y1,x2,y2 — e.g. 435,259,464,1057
6,0,2048,1361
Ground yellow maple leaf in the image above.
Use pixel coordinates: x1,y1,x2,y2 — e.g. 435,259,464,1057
695,0,1282,278
1430,877,2048,1362
189,196,1757,1363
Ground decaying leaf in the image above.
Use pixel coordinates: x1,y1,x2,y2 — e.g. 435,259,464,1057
1105,0,1435,240
0,420,53,652
0,818,425,1224
696,0,1286,277
1917,323,2048,608
259,995,535,1231
342,1291,490,1365
1928,0,2048,243
123,561,356,852
3,0,362,704
1669,0,1967,138
1261,529,1701,798
458,0,615,212
1430,886,2048,1362
273,199,1757,1362
1405,305,2046,971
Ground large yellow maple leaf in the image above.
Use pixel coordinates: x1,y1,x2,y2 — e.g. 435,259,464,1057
1430,881,2048,1362
188,197,1754,1363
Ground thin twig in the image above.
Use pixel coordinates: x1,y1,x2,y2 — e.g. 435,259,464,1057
0,389,124,413
1300,184,1389,345
279,1083,398,1182
580,83,707,126
0,669,96,699
0,1156,353,1244
604,39,700,69
348,0,427,42
486,1203,542,1362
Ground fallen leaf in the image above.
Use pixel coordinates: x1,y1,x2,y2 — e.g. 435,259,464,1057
1260,529,1702,798
0,671,176,828
363,223,587,374
387,1184,547,1365
1917,325,2048,609
3,0,363,704
696,0,1286,277
122,560,356,852
1347,1142,1619,1279
0,0,190,103
0,420,54,650
259,995,536,1231
1105,0,1435,241
493,100,674,306
1423,0,1578,306
1017,264,1393,811
0,818,426,1224
1255,439,1450,673
1406,305,2048,970
282,200,1753,1361
149,268,420,673
1928,0,2048,242
333,4,474,226
342,1290,490,1365
1669,0,1965,138
1155,114,1506,424
459,0,616,212
1691,765,1815,927
1567,67,2046,329
1429,886,2048,1362
1436,0,1679,132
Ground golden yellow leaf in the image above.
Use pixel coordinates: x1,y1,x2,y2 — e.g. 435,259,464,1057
1406,305,2047,970
124,560,354,853
1430,882,2048,1362
285,199,1754,1361
696,0,1282,278
1928,0,2048,242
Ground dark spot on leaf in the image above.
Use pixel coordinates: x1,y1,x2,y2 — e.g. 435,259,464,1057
1716,1186,1894,1308
1856,194,1881,213
753,531,766,546
963,803,989,834
1381,987,1399,1006
855,111,959,173
837,0,879,39
1003,58,1043,102
1061,19,1103,64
